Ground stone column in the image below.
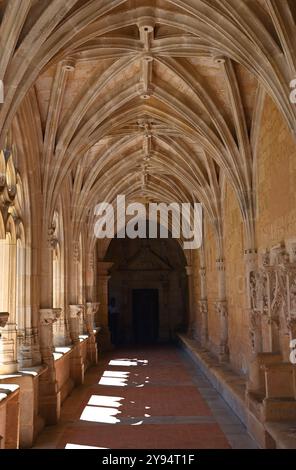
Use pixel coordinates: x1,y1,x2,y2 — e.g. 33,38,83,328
198,263,209,345
97,261,113,351
215,259,229,361
0,311,18,374
244,249,262,357
85,302,99,364
38,308,61,425
186,266,195,337
69,304,85,385
198,299,209,347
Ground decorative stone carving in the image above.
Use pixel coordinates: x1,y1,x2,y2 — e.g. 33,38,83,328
69,304,84,343
249,309,262,353
247,242,296,358
72,241,80,264
40,308,61,325
39,308,61,361
85,302,99,334
214,300,229,359
48,225,58,250
85,302,99,364
198,300,208,345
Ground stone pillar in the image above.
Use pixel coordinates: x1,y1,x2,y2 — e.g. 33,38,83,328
198,299,208,347
185,266,195,337
85,302,99,364
38,308,61,425
198,263,209,345
97,261,113,351
69,304,84,344
85,252,95,303
69,304,85,385
244,249,262,357
215,259,229,361
0,312,18,374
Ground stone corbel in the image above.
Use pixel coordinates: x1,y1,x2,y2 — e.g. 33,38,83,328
85,302,99,335
40,308,61,325
69,304,84,343
0,312,9,328
39,308,61,361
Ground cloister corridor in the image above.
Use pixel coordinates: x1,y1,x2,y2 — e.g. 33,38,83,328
4,0,296,453
33,345,256,450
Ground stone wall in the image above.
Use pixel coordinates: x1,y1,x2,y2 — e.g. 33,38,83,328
204,219,220,353
256,94,296,251
223,182,249,373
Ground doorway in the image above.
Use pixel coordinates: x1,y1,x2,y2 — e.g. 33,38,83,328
132,289,159,344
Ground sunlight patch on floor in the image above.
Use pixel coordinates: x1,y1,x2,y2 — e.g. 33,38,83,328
65,443,108,449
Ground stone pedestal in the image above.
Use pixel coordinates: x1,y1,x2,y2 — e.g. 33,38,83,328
246,352,296,446
38,308,61,425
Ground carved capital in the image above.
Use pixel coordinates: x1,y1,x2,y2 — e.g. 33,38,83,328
0,312,9,327
39,308,61,325
69,304,84,318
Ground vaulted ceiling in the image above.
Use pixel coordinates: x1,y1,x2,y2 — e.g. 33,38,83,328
1,0,296,251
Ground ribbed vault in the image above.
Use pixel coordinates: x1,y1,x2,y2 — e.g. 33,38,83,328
1,0,296,254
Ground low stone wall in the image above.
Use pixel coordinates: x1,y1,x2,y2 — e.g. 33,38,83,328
178,333,296,449
0,384,20,449
0,334,98,448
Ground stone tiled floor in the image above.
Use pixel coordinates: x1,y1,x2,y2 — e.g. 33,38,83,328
33,345,257,449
